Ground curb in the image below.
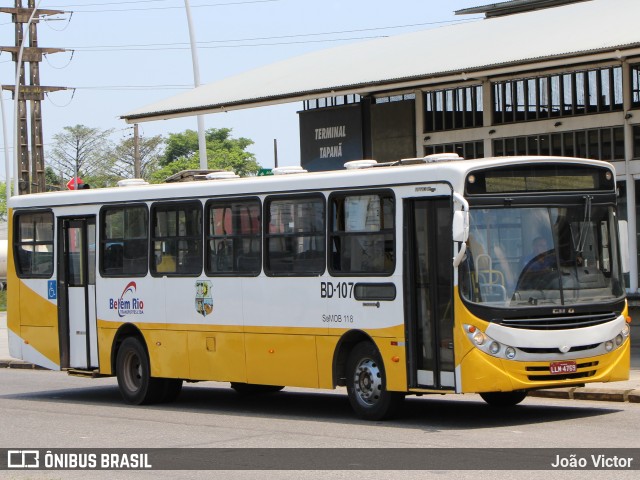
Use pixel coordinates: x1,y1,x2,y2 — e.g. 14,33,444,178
529,387,640,403
0,359,45,370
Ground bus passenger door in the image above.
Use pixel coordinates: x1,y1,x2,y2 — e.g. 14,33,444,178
404,197,455,389
58,217,98,370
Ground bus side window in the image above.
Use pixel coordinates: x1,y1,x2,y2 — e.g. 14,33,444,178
104,243,124,272
329,191,395,276
100,205,148,277
14,211,54,278
206,198,261,276
264,195,325,276
151,201,202,276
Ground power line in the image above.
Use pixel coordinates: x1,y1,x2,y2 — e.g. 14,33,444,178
68,35,389,52
74,85,192,90
63,18,479,51
49,0,280,13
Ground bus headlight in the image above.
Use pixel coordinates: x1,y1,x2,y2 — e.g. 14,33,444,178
605,340,614,351
464,325,517,360
615,334,623,346
622,324,630,338
472,331,486,346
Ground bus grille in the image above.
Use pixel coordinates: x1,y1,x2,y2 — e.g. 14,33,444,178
498,312,617,330
526,361,599,381
518,343,599,354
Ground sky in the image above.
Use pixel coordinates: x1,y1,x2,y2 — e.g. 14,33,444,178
0,0,486,182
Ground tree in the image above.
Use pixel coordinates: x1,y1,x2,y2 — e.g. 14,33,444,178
105,134,164,182
0,181,7,221
45,167,63,191
48,125,114,187
151,128,260,182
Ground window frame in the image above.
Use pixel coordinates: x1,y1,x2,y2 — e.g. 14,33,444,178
150,200,203,277
492,66,623,125
263,193,326,277
204,196,262,277
13,209,55,279
99,203,149,278
328,189,396,277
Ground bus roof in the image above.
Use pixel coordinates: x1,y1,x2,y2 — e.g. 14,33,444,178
8,156,614,209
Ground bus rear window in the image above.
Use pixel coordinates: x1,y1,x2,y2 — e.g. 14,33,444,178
14,211,54,278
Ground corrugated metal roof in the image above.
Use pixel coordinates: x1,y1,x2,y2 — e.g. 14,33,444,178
455,0,591,17
122,0,640,123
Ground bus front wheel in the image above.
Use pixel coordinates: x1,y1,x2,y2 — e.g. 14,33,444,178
346,341,403,420
480,391,527,407
116,337,167,405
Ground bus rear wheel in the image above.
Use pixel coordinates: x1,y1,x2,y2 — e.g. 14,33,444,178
116,337,167,405
480,391,527,407
346,341,403,420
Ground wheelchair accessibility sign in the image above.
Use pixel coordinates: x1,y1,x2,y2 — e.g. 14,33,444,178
48,280,57,300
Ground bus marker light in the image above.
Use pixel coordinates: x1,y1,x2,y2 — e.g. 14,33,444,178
156,342,161,346
390,341,398,346
269,349,275,354
467,325,476,333
24,340,29,345
391,356,400,363
626,316,632,324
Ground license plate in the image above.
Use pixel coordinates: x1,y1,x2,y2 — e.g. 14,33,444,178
550,361,577,375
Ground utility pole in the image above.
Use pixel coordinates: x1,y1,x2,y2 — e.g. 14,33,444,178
273,138,278,168
133,123,141,178
183,0,208,170
0,1,67,194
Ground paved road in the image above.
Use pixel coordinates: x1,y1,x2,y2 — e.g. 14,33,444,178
0,368,639,479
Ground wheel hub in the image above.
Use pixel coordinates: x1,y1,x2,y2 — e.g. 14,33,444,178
123,351,142,392
353,358,382,405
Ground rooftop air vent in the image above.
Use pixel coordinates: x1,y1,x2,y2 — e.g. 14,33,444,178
344,160,378,170
423,153,463,163
117,179,149,187
272,166,308,175
205,171,240,180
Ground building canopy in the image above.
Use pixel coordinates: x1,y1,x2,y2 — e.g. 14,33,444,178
122,0,640,124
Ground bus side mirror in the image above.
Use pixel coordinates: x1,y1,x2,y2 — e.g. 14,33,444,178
452,210,469,243
618,220,630,274
452,209,469,268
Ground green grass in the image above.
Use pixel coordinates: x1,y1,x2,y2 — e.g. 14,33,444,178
0,290,6,311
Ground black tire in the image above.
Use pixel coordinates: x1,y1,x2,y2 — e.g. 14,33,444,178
115,337,165,405
346,341,403,420
480,391,527,407
230,383,284,395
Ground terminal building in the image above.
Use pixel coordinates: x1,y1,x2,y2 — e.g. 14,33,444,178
123,0,640,294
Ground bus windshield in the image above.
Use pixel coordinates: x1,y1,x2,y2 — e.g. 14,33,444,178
459,203,625,308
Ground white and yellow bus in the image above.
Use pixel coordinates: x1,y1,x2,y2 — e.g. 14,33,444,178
6,155,631,419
